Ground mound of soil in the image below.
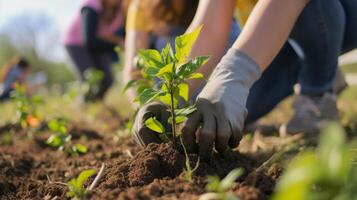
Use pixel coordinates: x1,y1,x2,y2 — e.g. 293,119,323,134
0,122,279,200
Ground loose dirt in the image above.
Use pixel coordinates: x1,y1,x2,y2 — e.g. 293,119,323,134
0,121,280,200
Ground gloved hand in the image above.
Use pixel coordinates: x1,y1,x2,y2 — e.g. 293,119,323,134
132,102,171,147
182,48,261,159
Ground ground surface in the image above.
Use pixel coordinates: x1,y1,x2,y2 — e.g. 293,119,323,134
1,80,357,200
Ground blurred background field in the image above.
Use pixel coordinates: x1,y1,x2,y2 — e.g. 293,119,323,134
0,0,357,126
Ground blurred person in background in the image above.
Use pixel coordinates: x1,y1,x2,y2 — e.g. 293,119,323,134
0,57,31,101
123,0,240,106
131,0,357,158
64,0,128,101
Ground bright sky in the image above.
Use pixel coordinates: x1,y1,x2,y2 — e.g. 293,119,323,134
0,0,82,61
0,0,81,32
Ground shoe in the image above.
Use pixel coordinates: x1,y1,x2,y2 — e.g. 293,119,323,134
332,68,348,94
281,93,339,135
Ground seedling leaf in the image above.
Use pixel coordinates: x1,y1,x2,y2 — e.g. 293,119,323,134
220,168,243,190
188,73,205,80
122,80,137,94
178,83,189,101
77,169,96,187
138,49,165,68
157,63,174,78
145,117,165,133
177,56,210,77
137,88,166,105
67,169,96,199
175,26,203,63
161,43,175,64
74,144,88,154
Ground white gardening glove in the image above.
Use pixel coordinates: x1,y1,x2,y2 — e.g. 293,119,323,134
182,48,261,159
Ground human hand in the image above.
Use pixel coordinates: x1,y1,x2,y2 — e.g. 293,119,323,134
182,49,261,159
132,102,171,147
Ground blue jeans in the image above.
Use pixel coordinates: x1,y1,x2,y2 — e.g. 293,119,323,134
246,0,357,124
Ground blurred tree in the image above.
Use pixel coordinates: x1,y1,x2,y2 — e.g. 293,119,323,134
0,12,75,85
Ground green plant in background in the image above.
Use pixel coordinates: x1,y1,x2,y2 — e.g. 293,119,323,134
122,56,154,97
83,68,104,101
46,119,88,156
200,168,243,200
11,84,42,129
66,169,97,200
272,123,357,200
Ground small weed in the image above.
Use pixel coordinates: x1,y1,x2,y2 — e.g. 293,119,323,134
66,169,97,200
11,84,42,129
83,69,104,101
272,123,357,200
200,168,243,200
46,119,88,156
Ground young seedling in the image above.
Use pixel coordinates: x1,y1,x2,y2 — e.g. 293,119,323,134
181,137,200,182
83,68,104,101
132,26,209,181
135,26,208,144
11,83,42,129
66,169,97,200
46,119,88,156
200,168,243,200
272,123,357,200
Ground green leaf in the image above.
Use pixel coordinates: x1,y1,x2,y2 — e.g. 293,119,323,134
74,144,88,154
138,49,165,68
77,169,97,188
175,26,203,63
220,168,243,190
144,66,160,76
168,115,187,124
145,117,165,133
122,80,137,94
159,133,170,143
161,43,175,64
177,56,210,78
157,85,179,108
206,175,221,192
318,123,351,181
66,179,77,197
178,82,189,101
48,120,60,132
175,105,197,116
188,73,205,80
46,134,61,147
157,63,174,78
272,153,319,200
136,88,166,105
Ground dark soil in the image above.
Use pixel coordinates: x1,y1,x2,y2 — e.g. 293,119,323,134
0,120,280,200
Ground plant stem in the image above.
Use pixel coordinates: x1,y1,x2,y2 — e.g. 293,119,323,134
170,62,177,147
169,85,177,147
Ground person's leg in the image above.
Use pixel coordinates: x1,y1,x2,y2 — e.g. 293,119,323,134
282,0,346,134
291,0,345,96
245,43,300,124
92,53,114,99
65,45,96,80
0,89,12,102
340,0,357,53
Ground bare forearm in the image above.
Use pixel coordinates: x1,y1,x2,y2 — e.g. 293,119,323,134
123,30,148,104
186,0,236,98
233,0,309,69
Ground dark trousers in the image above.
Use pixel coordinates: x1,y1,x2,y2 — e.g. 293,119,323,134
246,0,357,123
65,45,114,99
